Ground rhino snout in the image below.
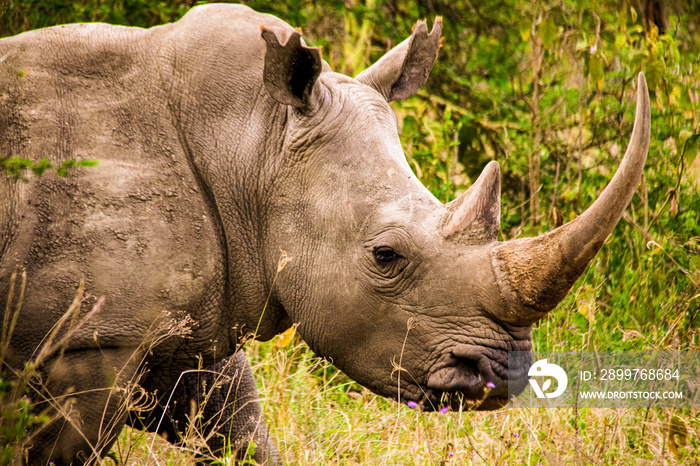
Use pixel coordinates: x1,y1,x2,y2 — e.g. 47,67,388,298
423,341,533,411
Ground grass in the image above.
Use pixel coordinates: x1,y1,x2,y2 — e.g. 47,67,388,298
0,273,195,465
109,312,700,465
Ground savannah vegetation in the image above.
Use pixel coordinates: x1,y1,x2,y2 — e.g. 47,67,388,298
1,0,699,464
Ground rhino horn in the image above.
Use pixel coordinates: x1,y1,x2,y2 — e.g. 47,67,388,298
492,72,651,323
441,160,501,243
356,18,442,102
261,28,322,109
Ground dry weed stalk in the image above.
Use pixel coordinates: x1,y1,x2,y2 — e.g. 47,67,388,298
1,273,198,465
1,251,289,464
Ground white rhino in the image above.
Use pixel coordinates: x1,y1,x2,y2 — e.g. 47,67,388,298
0,3,649,464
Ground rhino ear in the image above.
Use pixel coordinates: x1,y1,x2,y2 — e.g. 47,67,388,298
356,18,442,102
261,28,322,109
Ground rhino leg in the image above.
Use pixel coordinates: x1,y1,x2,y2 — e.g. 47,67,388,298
23,348,139,466
130,350,280,465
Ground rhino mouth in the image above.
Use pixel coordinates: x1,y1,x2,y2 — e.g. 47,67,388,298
419,342,533,411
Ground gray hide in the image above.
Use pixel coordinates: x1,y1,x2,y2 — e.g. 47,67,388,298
0,3,649,465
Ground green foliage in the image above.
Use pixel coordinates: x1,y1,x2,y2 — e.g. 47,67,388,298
0,0,191,35
0,273,49,465
0,372,49,466
1,157,100,181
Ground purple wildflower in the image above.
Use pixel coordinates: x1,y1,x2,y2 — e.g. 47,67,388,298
407,401,418,408
449,452,455,457
486,382,496,389
440,406,449,414
568,325,576,330
512,432,519,437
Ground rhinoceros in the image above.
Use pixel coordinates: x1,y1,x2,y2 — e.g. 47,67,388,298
0,3,649,465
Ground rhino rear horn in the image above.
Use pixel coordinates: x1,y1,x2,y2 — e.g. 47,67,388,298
441,161,501,243
261,28,322,109
492,73,651,323
356,18,442,102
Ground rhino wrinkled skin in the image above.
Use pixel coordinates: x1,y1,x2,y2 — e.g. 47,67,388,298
0,3,649,465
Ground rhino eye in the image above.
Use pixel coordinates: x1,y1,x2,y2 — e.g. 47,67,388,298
374,246,397,264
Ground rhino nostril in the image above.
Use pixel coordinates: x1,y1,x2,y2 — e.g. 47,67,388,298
426,352,484,395
452,355,481,383
426,343,534,402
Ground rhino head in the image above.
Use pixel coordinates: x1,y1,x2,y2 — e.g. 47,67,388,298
257,21,650,411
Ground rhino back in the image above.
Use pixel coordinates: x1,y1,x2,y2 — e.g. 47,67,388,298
0,19,230,368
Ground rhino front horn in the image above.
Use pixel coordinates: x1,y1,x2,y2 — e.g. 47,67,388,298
492,72,651,323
